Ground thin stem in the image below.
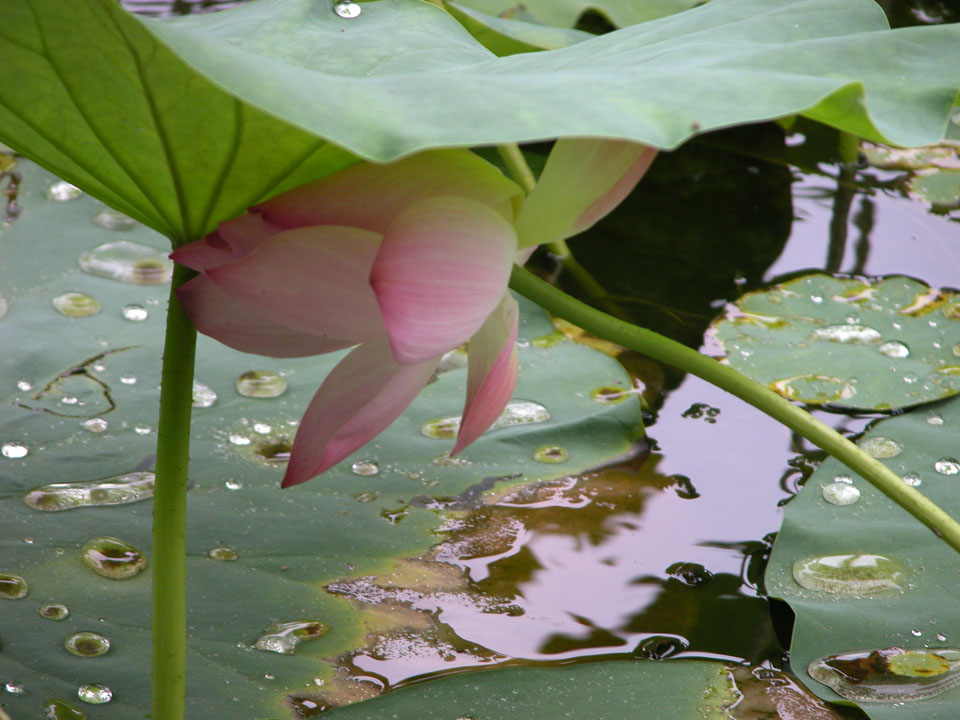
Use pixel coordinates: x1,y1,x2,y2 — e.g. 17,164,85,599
510,265,960,554
496,143,536,194
152,262,198,720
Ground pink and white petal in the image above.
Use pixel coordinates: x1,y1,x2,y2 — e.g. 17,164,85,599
257,150,523,234
515,139,658,249
217,211,284,259
281,339,440,487
177,275,352,357
170,233,233,271
370,196,518,364
207,225,385,344
452,293,520,455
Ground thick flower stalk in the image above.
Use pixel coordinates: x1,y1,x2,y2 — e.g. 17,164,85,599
172,140,657,487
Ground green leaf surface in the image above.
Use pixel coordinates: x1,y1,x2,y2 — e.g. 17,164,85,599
711,274,960,411
2,0,960,244
766,393,960,719
444,1,593,54
453,0,703,28
0,161,639,719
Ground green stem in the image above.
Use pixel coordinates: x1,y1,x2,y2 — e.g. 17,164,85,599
509,265,960,554
152,263,198,720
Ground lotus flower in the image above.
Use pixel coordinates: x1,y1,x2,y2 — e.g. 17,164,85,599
172,139,657,487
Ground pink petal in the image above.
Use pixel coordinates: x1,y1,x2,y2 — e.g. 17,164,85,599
281,338,440,486
171,233,233,271
452,293,520,455
257,150,523,234
370,196,518,364
207,225,385,344
177,275,352,357
217,211,284,259
515,139,658,249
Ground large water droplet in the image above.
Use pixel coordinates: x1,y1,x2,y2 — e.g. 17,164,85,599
878,341,910,358
935,458,960,475
533,445,569,464
902,472,922,487
350,459,379,476
810,324,882,344
39,603,69,620
860,436,902,459
0,573,28,599
81,417,108,433
42,700,88,720
81,537,147,580
208,546,238,561
78,241,173,284
192,381,217,408
333,0,361,18
808,647,960,701
24,471,155,512
822,481,860,505
64,631,110,657
421,401,550,439
121,304,147,321
77,684,112,704
52,292,100,317
1,441,28,459
792,553,905,594
926,410,945,425
253,620,327,655
236,370,287,398
47,181,82,202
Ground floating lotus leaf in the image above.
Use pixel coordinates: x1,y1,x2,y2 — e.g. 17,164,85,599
711,274,960,410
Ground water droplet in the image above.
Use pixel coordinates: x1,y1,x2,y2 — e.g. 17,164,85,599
253,620,327,655
39,603,69,620
24,471,155,512
192,381,217,408
225,479,243,491
351,460,379,476
878,341,910,358
81,417,108,433
833,474,853,484
633,635,690,660
0,573,27,600
236,370,287,398
2,441,28,458
953,342,960,357
792,553,905,594
822,481,861,505
810,324,882,344
935,458,960,475
228,434,251,446
208,546,238,561
808,647,960,701
42,700,88,720
93,207,137,231
78,241,173,284
430,453,471,467
80,537,147,580
47,181,82,202
353,491,379,503
381,507,408,524
927,411,945,425
121,304,147,321
666,561,714,587
77,683,112,704
533,445,569,464
52,292,100,317
134,424,151,435
903,472,922,487
4,682,23,694
860,436,902,459
592,386,632,404
16,378,33,391
60,395,80,406
119,373,137,386
421,401,549,439
333,0,361,18
939,633,948,642
904,372,919,384
771,375,856,403
810,294,824,304
64,631,110,657
911,629,923,637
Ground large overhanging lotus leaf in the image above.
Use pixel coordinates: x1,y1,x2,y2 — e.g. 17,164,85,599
710,274,960,411
1,0,959,242
0,161,640,719
765,393,960,719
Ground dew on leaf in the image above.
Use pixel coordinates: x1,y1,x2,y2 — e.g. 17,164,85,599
77,683,112,704
353,491,379,503
47,180,82,202
0,573,28,599
253,422,272,434
78,240,173,284
224,479,243,491
254,620,328,655
236,370,287,398
771,374,856,403
39,603,69,620
421,401,550,439
533,445,569,464
792,553,904,594
877,341,911,358
52,292,100,317
592,386,631,404
229,433,251,446
120,373,137,385
134,424,151,435
42,699,88,720
4,682,23,694
16,378,32,391
351,460,380,476
810,324,882,344
1,441,28,458
821,481,860,505
934,458,960,475
902,472,922,487
92,208,137,231
333,0,361,18
81,537,147,580
64,631,110,657
926,410,945,425
808,647,960,702
191,381,217,408
208,546,238,561
121,303,147,321
81,417,108,433
860,436,902,459
430,453,471,467
23,471,155,512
